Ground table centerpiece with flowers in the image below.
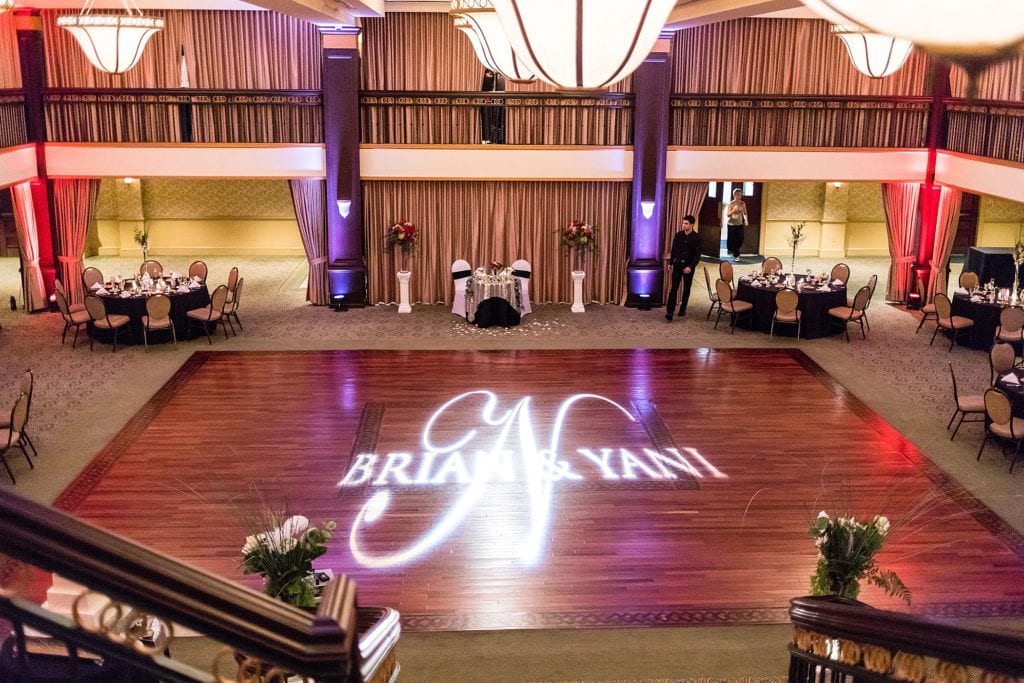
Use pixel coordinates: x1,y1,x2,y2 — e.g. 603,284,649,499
787,222,807,280
809,510,910,604
557,220,598,272
241,512,336,608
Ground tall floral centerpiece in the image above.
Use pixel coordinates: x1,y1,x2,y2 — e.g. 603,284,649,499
787,222,807,278
1013,239,1024,304
809,511,910,604
384,220,419,313
133,226,150,262
241,513,336,608
558,220,598,272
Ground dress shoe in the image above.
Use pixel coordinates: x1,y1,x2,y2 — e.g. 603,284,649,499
678,310,687,317
664,313,673,322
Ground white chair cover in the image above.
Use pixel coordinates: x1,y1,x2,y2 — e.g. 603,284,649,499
451,259,472,317
511,259,532,315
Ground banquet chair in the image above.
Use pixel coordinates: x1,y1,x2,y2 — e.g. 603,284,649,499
187,285,229,344
0,393,32,484
54,279,84,314
827,285,870,342
977,389,1024,473
771,288,801,342
703,267,721,321
142,294,176,349
451,259,472,317
84,295,132,353
930,293,974,351
188,260,208,282
994,306,1024,347
0,370,37,458
829,263,851,285
914,276,937,333
223,277,244,334
713,278,752,334
719,260,734,286
55,291,90,349
959,271,980,290
848,274,878,331
990,342,1016,386
762,257,783,274
511,259,532,316
947,363,984,441
82,267,104,292
139,260,163,278
226,266,240,302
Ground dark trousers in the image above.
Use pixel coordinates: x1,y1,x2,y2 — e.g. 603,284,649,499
666,265,695,315
727,225,744,258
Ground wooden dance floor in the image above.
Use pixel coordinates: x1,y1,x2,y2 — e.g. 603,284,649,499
57,349,1024,631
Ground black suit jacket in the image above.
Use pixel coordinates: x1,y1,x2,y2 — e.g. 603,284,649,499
670,230,701,270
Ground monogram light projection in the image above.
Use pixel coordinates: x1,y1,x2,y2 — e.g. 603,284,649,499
339,391,725,569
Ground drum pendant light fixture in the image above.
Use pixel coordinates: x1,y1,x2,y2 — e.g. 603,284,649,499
490,0,676,89
451,0,535,83
58,0,164,74
831,25,913,78
0,1,15,14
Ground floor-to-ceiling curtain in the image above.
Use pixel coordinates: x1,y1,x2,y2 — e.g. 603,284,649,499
9,181,47,312
288,178,329,306
362,181,630,305
926,186,963,302
663,183,710,304
882,183,921,303
53,179,100,306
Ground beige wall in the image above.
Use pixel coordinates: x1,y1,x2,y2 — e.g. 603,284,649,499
761,181,888,258
977,195,1024,247
88,178,304,257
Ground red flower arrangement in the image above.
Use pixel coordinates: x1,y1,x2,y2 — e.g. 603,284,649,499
490,259,504,273
383,220,419,257
557,220,598,255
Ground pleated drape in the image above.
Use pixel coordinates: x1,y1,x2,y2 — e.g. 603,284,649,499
53,179,100,306
927,187,964,302
0,12,20,89
362,181,631,306
288,179,330,306
882,183,921,303
662,183,710,303
9,181,47,312
671,18,929,96
42,10,320,89
950,58,1024,101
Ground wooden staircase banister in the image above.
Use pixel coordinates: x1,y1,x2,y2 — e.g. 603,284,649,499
0,489,363,677
789,596,1024,676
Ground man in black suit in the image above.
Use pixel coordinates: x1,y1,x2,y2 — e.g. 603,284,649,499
665,215,701,321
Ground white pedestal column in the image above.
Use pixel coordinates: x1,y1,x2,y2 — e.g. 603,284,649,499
571,271,586,313
397,270,412,313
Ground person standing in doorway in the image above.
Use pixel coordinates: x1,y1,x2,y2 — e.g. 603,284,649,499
726,187,748,261
665,215,701,321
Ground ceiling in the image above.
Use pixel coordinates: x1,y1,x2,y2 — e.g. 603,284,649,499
11,0,818,27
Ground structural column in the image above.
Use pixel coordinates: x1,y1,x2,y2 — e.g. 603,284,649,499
914,62,953,292
15,8,58,301
321,27,366,305
625,33,672,308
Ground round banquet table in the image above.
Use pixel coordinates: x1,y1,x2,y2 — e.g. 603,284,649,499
91,284,211,345
465,275,523,328
950,293,1011,350
735,280,848,339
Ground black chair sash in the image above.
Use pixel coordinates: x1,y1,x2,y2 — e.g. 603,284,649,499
452,270,472,280
511,269,531,279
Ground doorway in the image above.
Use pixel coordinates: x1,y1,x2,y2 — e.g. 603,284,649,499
698,181,762,259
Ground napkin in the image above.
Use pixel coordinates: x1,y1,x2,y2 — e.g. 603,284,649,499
970,295,983,303
1002,373,1020,385
90,282,102,290
956,287,969,295
831,278,845,286
120,291,131,299
817,284,831,292
188,281,201,289
750,280,762,287
94,287,109,295
177,285,190,293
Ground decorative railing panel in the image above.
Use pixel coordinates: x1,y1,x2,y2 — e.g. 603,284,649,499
360,91,634,146
0,90,27,149
945,98,1024,165
0,489,399,683
788,596,1024,683
44,89,323,144
670,95,931,148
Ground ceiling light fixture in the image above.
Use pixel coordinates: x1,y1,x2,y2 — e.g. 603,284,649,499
490,0,676,90
831,25,913,78
58,0,164,75
0,1,15,14
451,0,535,83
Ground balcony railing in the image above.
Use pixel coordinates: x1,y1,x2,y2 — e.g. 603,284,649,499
43,88,323,144
0,489,399,682
0,90,27,149
945,98,1024,165
360,90,634,146
670,94,931,148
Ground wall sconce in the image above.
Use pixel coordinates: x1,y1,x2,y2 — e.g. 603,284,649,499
832,181,843,188
337,199,351,217
123,177,136,185
640,200,655,219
